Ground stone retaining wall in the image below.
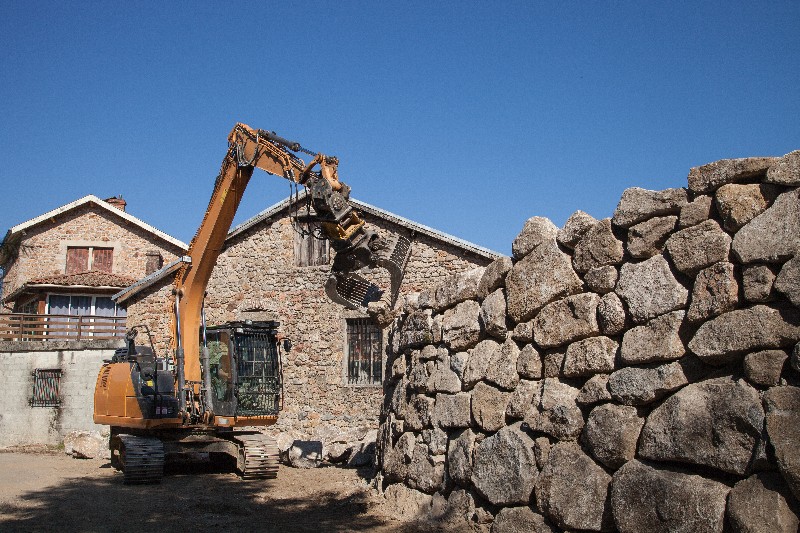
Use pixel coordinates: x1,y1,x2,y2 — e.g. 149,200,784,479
376,150,800,532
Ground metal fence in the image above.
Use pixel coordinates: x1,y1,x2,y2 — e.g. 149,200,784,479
0,313,127,342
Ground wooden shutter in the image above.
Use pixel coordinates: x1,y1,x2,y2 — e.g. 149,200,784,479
66,248,89,274
294,223,329,267
92,248,113,272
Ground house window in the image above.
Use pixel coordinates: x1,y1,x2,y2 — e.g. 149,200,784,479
66,247,113,274
47,295,126,318
345,318,383,386
31,369,61,407
293,223,329,267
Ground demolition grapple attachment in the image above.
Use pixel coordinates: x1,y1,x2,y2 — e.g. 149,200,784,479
324,233,412,314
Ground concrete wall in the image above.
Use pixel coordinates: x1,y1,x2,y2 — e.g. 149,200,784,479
0,341,120,447
377,150,800,532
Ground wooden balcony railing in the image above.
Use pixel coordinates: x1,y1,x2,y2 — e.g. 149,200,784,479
0,313,127,342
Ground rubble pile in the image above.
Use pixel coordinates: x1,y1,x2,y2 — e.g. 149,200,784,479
376,151,800,532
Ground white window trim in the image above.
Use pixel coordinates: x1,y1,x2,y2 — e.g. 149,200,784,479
45,293,126,317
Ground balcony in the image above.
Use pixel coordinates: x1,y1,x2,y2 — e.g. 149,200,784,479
0,313,126,342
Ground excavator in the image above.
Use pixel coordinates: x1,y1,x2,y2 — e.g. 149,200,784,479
93,123,411,483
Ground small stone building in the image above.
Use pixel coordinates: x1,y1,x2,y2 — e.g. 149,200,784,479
118,195,498,442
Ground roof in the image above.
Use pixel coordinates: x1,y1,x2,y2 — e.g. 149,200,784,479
4,195,189,252
3,270,138,304
113,255,191,304
228,192,501,260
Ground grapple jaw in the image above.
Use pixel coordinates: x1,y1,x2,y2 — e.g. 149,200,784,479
325,233,412,322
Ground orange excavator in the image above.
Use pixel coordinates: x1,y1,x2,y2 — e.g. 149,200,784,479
93,123,411,483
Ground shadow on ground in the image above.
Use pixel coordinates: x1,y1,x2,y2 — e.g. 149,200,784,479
0,460,420,533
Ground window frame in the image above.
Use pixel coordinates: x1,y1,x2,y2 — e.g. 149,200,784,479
30,368,62,407
45,293,126,317
65,246,114,274
343,318,384,387
293,222,329,267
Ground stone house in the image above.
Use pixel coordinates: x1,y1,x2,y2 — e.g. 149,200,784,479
1,194,187,317
117,194,499,442
0,194,188,447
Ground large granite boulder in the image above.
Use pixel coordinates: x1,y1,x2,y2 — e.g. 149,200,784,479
536,441,613,531
577,374,612,405
582,403,644,470
516,343,542,379
775,255,800,307
678,194,714,228
626,215,677,259
446,428,476,487
557,210,597,249
442,300,483,351
533,293,601,349
398,309,435,350
463,339,500,389
732,188,800,264
562,336,618,377
607,357,704,406
572,218,625,273
687,156,775,193
485,338,521,391
506,379,541,420
763,386,800,500
688,305,800,364
664,220,732,276
638,377,764,475
471,425,538,506
471,382,511,432
742,263,778,302
481,288,508,340
434,268,484,311
714,182,780,232
383,483,433,521
765,149,800,186
612,187,688,228
610,459,730,533
406,443,445,494
527,378,584,439
743,349,788,387
727,472,799,533
616,255,688,323
597,292,626,335
492,507,556,533
686,262,739,322
433,392,471,430
478,255,513,300
584,265,618,294
512,216,558,259
506,241,583,322
620,311,684,364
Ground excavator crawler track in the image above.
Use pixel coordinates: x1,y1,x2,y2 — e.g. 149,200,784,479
233,433,280,479
116,435,165,485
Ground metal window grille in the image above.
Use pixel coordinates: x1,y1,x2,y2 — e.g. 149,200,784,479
31,369,62,407
346,319,382,385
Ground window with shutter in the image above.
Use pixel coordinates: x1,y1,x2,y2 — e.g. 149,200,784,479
293,223,329,267
66,247,89,274
92,248,113,272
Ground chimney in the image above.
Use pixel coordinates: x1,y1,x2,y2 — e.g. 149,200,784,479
145,251,163,275
105,195,127,212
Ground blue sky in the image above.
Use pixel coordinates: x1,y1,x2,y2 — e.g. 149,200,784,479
1,1,798,255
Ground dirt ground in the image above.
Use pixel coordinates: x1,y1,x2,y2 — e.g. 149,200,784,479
0,450,426,533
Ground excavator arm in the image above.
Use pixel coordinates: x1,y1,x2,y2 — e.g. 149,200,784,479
171,123,410,410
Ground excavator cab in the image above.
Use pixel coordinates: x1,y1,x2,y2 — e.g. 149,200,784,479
203,321,282,419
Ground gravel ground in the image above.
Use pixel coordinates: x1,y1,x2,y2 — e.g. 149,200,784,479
0,450,424,533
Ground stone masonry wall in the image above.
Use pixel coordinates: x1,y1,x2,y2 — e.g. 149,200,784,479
377,150,800,532
2,203,184,310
